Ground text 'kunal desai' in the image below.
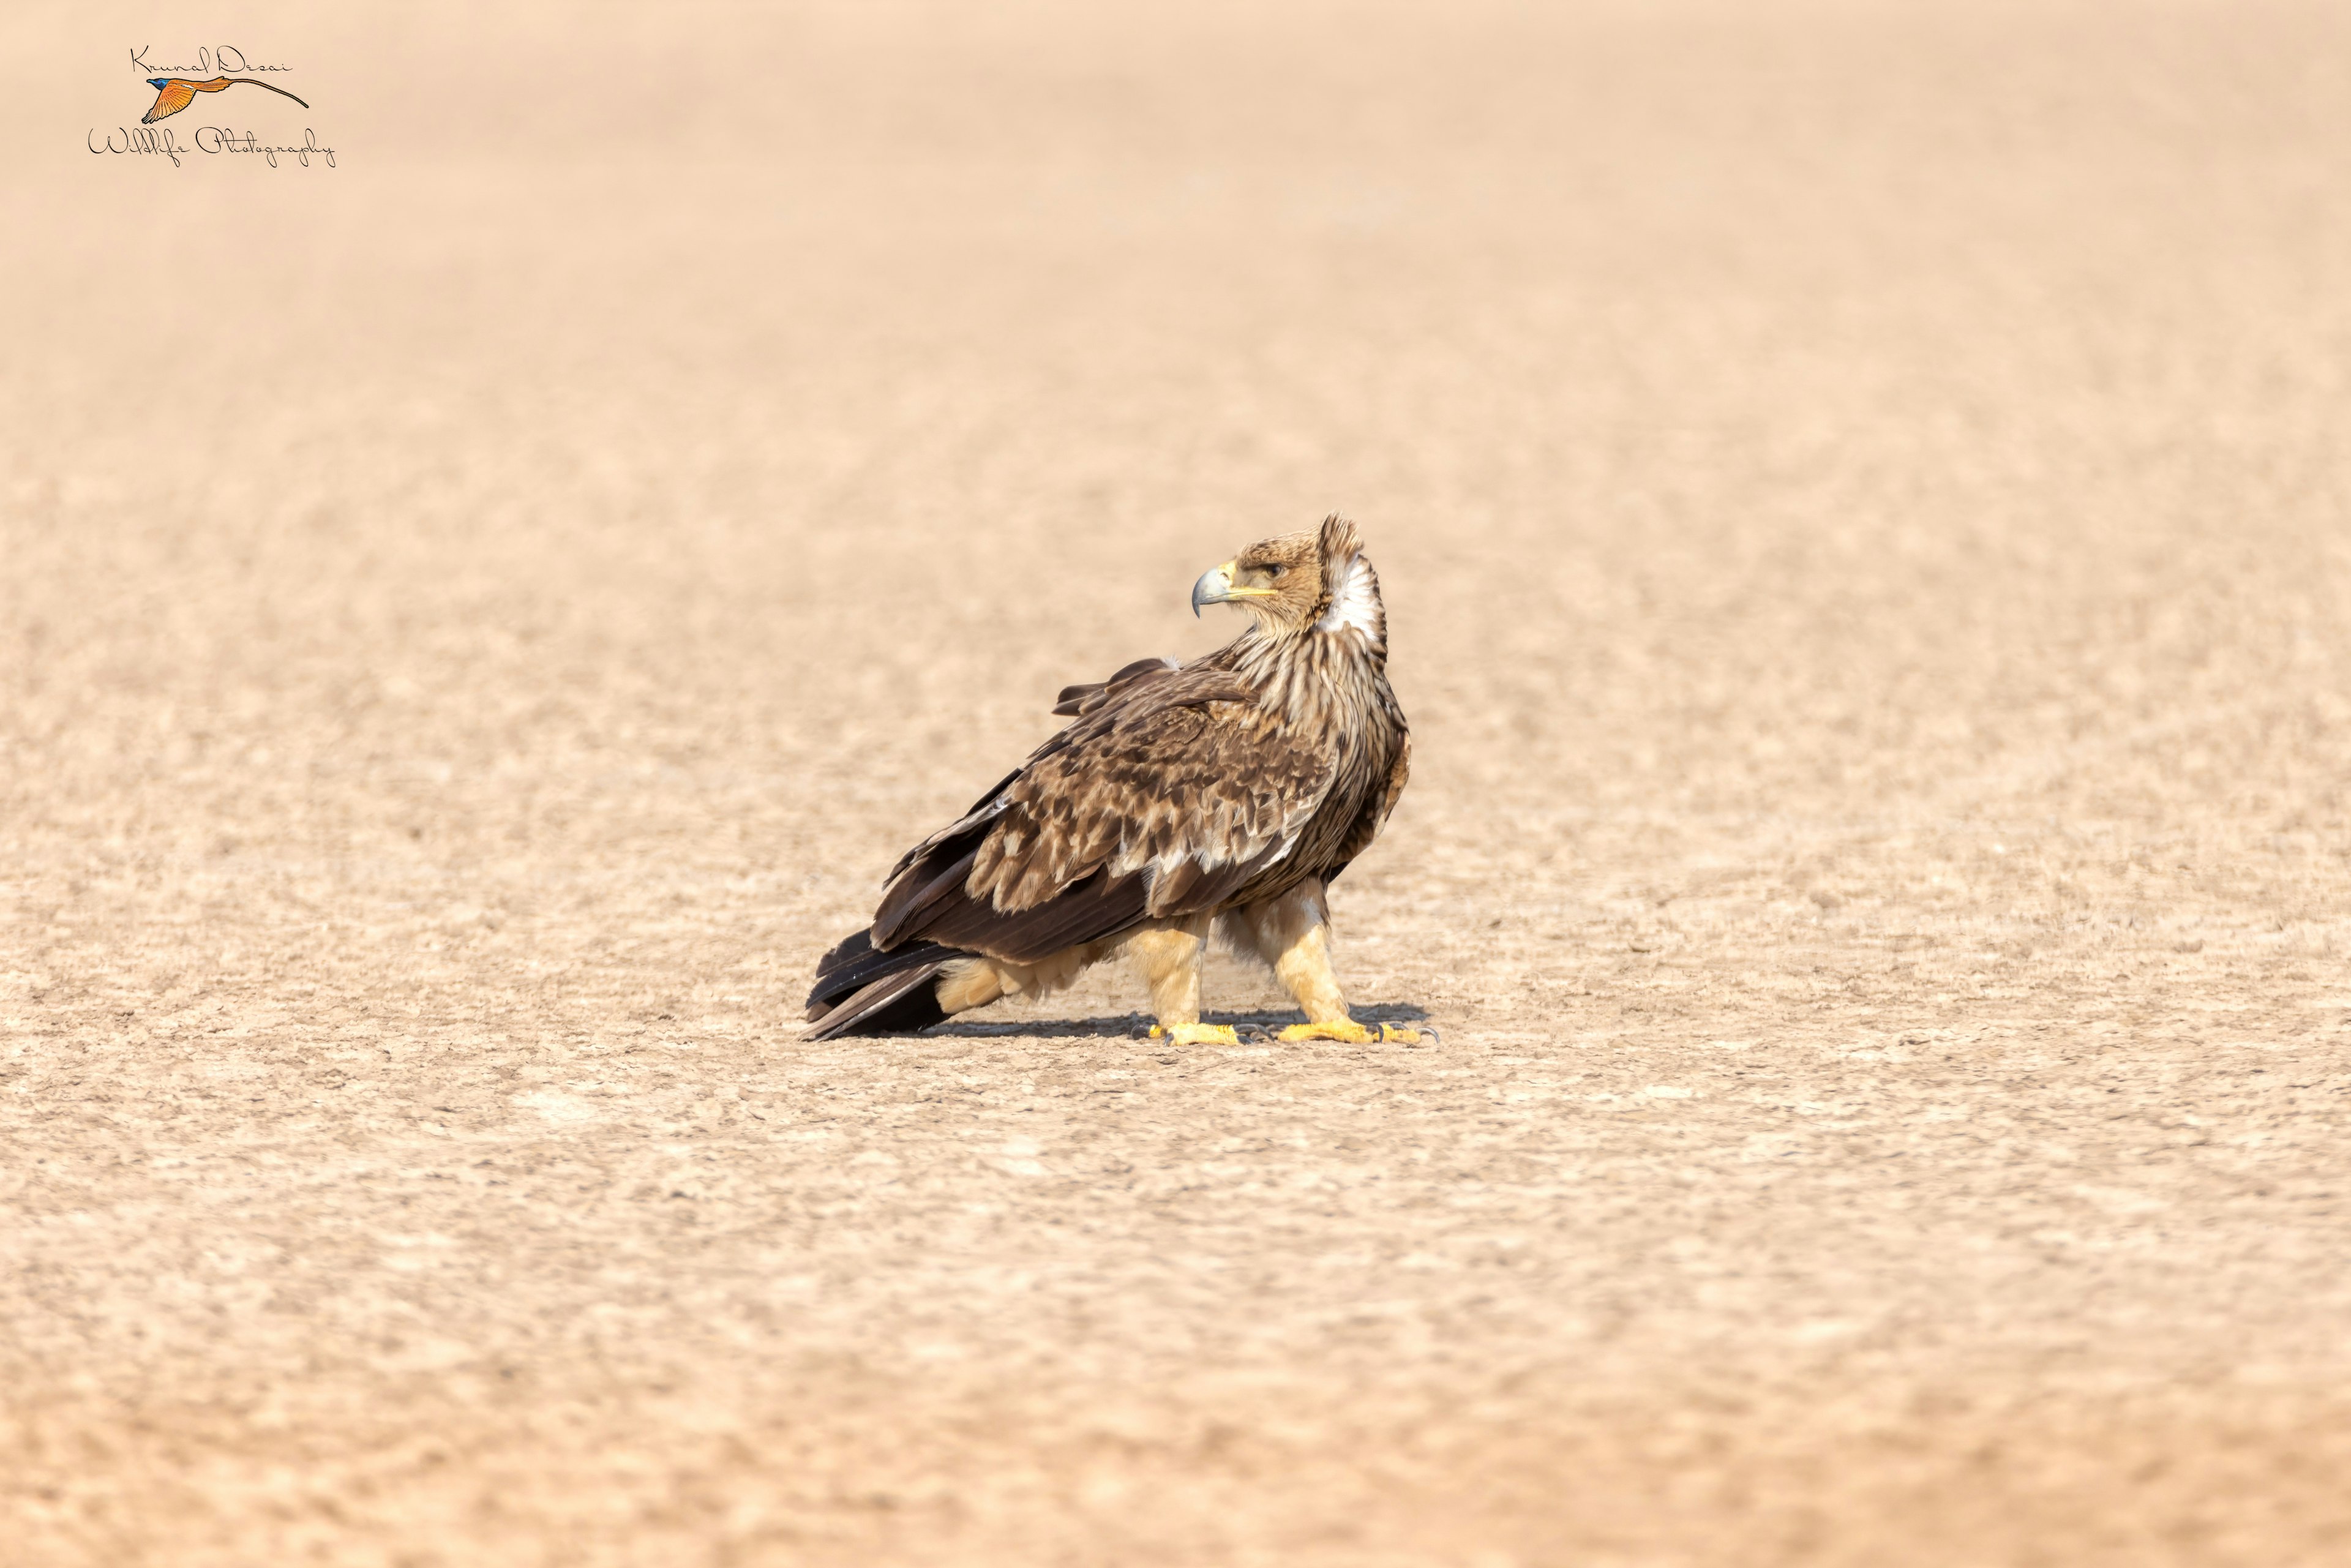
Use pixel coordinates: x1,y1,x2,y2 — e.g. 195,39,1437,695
129,45,291,75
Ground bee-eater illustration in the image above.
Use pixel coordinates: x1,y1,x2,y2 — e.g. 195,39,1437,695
141,77,309,125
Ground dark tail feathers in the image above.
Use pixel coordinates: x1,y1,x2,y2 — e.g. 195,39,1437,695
804,928,966,1040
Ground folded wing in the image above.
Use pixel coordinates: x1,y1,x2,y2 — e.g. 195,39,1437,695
868,659,1328,964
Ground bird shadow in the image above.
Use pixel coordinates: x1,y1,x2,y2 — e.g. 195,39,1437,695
921,1003,1432,1041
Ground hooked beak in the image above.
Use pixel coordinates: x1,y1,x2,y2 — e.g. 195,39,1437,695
1190,559,1277,618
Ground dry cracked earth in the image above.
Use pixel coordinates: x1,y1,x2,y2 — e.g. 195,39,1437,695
4,2,2349,1563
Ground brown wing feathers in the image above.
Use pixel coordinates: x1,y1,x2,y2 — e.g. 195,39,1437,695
855,653,1322,980
1053,655,1178,717
871,665,1310,964
917,865,1153,963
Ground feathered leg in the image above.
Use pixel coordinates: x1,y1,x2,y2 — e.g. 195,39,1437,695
1127,918,1237,1045
1232,880,1429,1045
932,943,1107,1016
933,959,1009,1013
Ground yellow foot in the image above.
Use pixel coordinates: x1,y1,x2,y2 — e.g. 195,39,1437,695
1149,1022,1241,1045
1277,1020,1436,1045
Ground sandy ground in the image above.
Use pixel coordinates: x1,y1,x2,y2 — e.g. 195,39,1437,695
6,2,2351,1562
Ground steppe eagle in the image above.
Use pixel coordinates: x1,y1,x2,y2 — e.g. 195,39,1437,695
805,516,1422,1046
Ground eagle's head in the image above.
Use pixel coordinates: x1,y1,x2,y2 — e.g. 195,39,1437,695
1191,516,1385,645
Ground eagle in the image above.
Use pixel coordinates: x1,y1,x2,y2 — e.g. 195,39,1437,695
804,516,1424,1046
